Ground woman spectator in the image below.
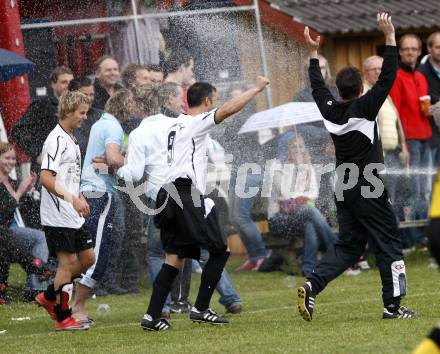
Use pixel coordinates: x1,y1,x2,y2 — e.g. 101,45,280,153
0,142,49,303
266,134,336,276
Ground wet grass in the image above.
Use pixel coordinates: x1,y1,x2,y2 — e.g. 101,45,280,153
0,251,438,354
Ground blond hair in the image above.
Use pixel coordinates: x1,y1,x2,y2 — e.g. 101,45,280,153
104,89,132,122
58,91,90,120
0,142,13,156
363,55,383,69
132,84,164,116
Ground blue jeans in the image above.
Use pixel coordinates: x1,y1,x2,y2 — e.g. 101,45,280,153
432,147,439,168
407,139,431,219
10,227,48,262
383,149,408,218
199,249,241,307
10,226,49,291
229,173,268,261
298,206,336,275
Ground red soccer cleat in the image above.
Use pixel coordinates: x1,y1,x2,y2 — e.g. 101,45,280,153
35,292,56,320
235,260,256,272
55,316,89,331
0,283,7,305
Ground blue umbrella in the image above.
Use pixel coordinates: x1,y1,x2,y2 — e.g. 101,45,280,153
0,48,35,82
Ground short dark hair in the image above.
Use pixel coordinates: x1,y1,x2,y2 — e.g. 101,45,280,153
165,49,193,74
187,82,216,108
160,82,181,100
95,55,118,72
145,64,162,73
335,67,362,100
68,76,93,91
121,63,143,87
50,66,73,83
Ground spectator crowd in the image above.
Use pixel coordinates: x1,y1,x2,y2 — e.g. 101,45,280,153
1,24,440,315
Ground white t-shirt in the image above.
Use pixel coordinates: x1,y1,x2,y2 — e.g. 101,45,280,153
40,124,84,228
177,112,213,195
117,110,217,200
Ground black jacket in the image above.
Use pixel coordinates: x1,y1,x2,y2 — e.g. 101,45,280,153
92,80,123,110
0,180,18,228
12,91,58,170
418,59,440,148
121,118,142,135
310,45,398,173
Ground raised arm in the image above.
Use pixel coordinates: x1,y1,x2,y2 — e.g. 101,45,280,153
379,12,396,46
304,26,336,118
357,13,397,120
214,76,269,124
304,27,320,60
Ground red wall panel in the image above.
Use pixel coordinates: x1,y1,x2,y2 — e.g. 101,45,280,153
0,0,31,162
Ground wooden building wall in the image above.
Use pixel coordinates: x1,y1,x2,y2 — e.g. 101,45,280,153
322,34,384,77
228,13,307,254
235,13,307,111
322,29,439,77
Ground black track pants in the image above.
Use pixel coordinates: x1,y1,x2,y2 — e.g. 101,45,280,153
308,187,406,307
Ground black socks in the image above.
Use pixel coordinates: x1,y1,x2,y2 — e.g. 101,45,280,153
147,263,179,319
44,283,56,301
54,282,73,322
194,251,230,312
428,327,440,347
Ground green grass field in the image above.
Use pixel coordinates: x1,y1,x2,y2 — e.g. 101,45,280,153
0,252,438,354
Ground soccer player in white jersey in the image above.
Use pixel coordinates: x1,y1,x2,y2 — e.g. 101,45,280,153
117,76,269,331
35,91,96,331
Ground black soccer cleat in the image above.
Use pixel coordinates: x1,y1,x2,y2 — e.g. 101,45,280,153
382,306,416,319
190,307,229,325
298,282,315,322
170,301,192,314
141,314,171,331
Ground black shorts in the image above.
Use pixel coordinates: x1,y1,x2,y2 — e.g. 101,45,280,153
43,225,93,257
156,179,227,260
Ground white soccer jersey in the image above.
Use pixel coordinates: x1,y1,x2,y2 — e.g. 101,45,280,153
178,113,212,195
117,110,217,200
40,124,84,228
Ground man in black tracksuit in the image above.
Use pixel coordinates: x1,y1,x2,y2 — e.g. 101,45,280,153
297,13,416,321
